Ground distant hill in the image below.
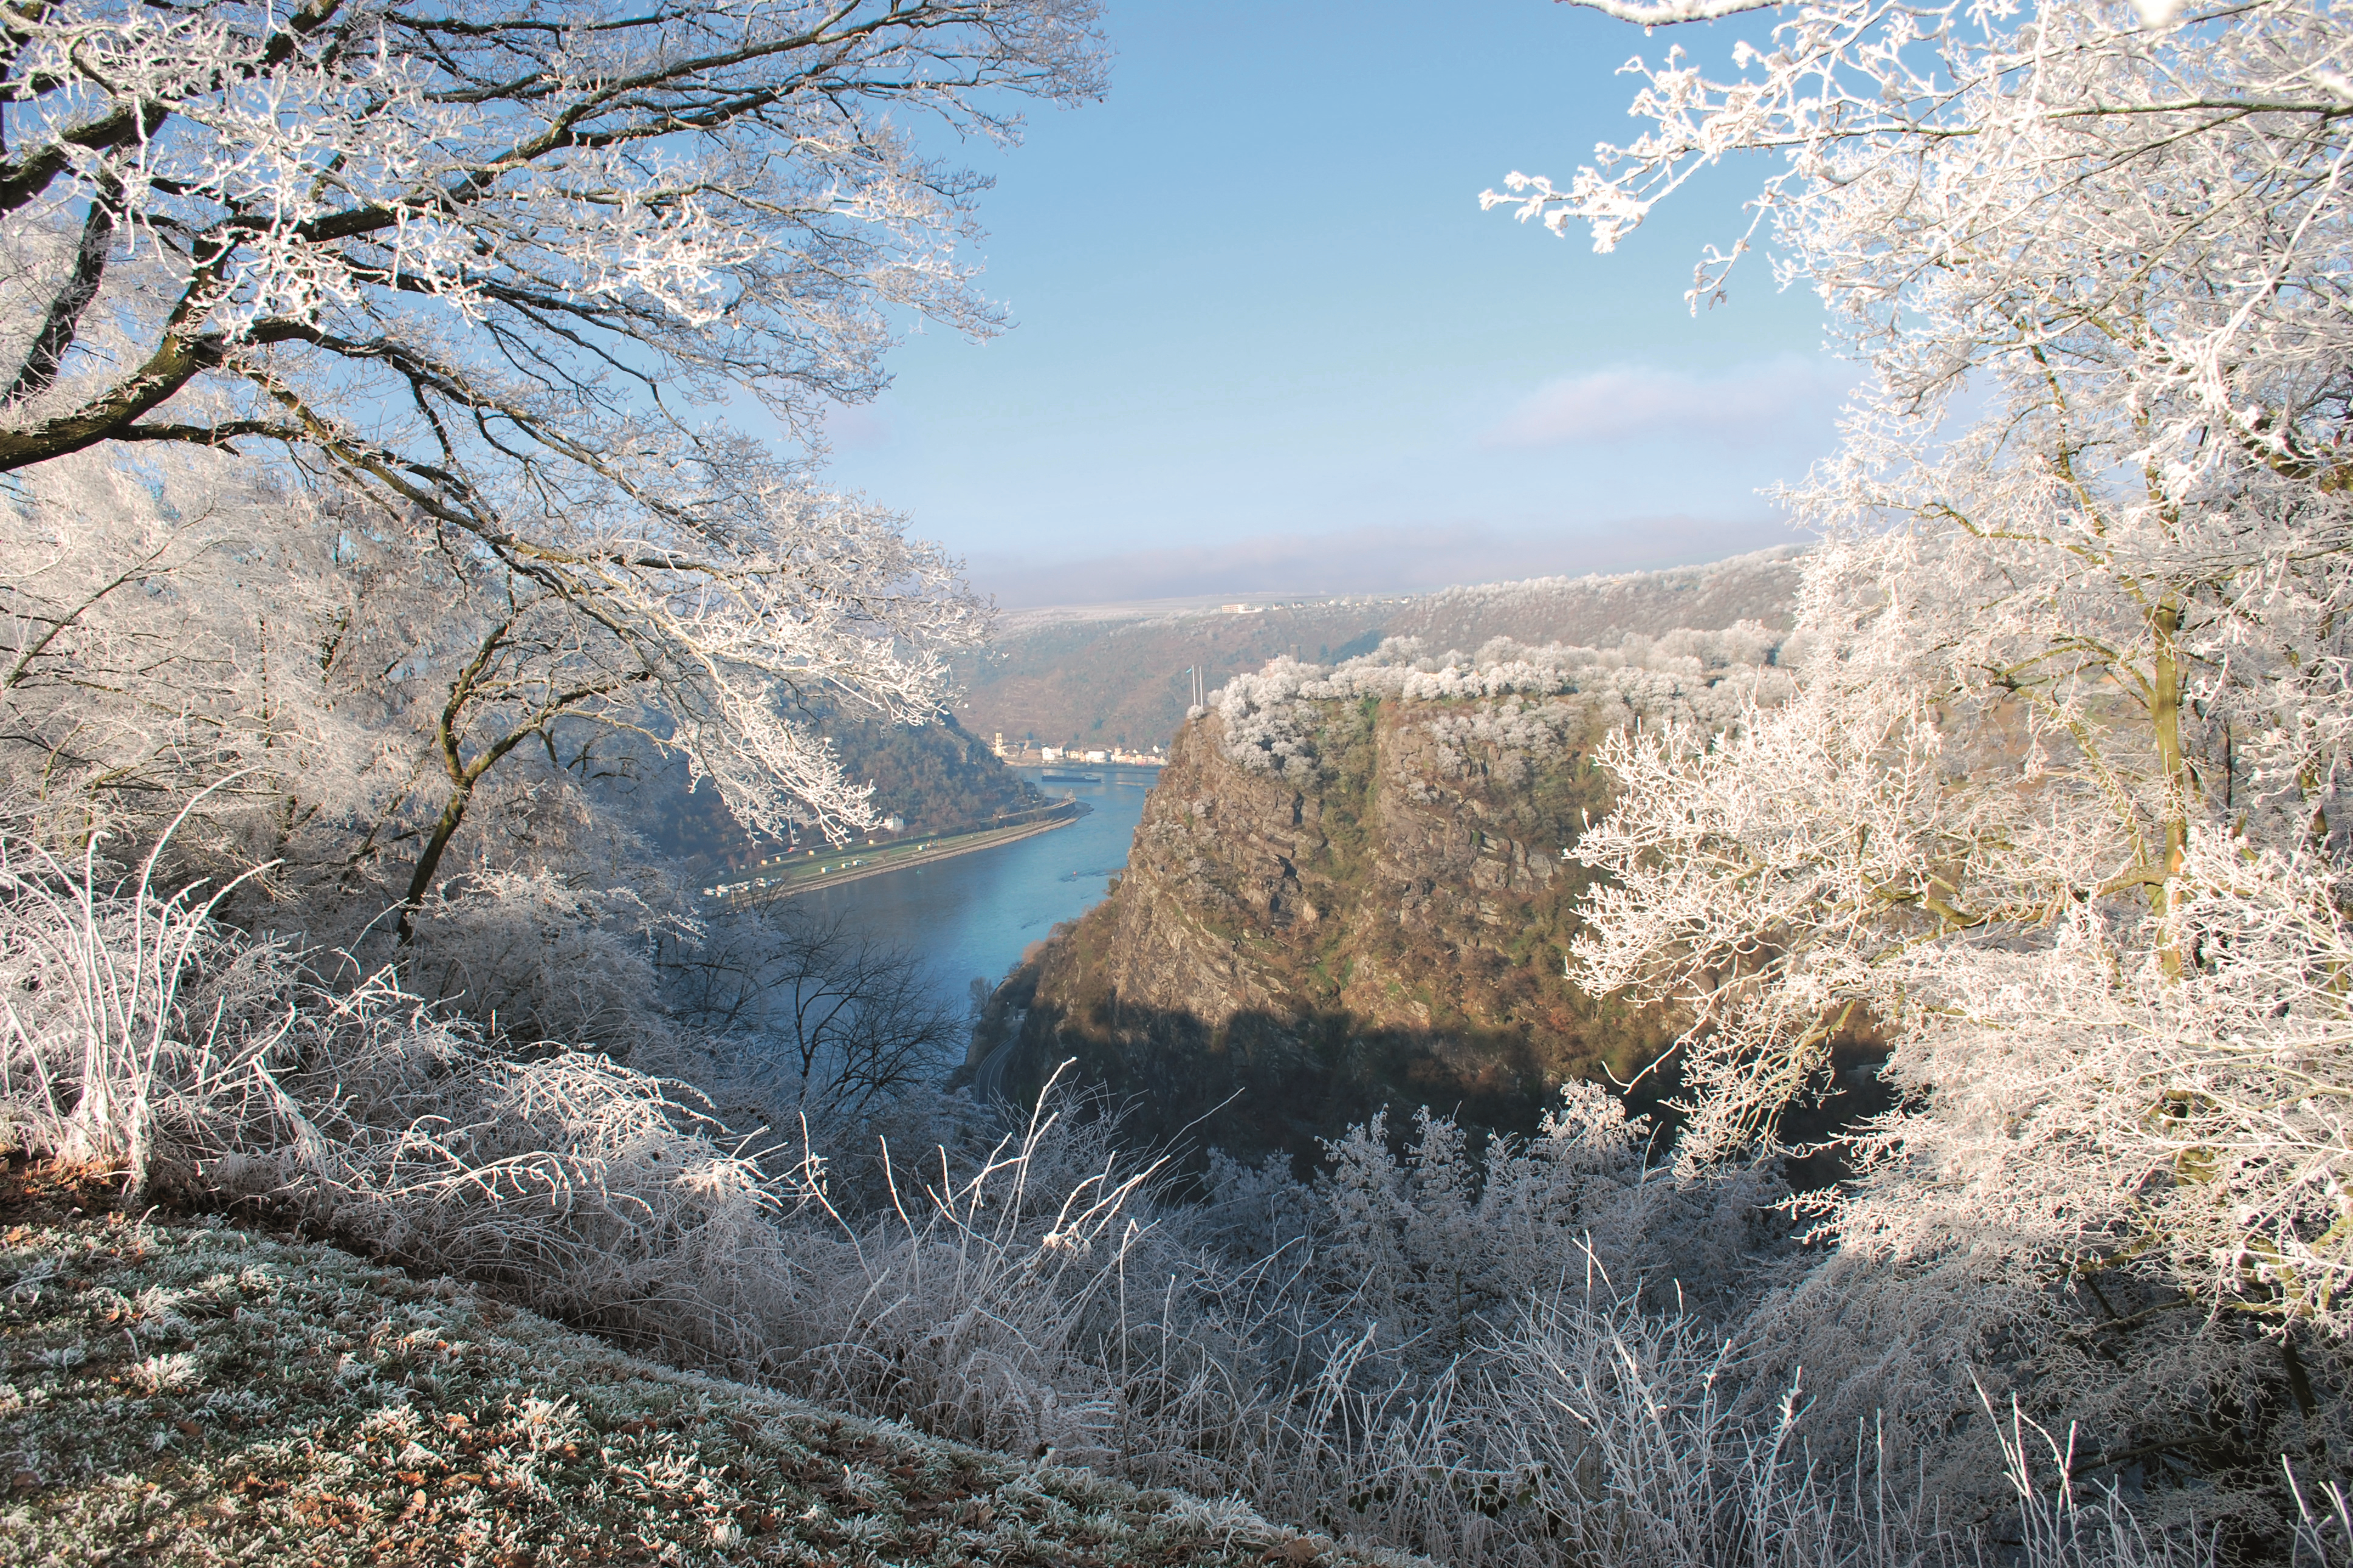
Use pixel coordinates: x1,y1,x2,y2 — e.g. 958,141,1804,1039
954,546,1805,753
820,707,1045,833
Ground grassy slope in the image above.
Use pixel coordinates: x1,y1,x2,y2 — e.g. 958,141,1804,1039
1,1211,1417,1568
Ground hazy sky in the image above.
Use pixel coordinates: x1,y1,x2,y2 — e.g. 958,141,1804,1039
816,0,1845,607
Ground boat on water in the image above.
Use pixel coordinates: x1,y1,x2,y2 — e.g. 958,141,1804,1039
1037,770,1102,783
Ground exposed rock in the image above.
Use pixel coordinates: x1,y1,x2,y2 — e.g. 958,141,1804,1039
1003,694,1683,1162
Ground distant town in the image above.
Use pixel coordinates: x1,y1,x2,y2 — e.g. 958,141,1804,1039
988,733,1167,769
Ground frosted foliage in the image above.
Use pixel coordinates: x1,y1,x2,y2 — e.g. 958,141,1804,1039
397,866,679,1053
1511,0,2353,1327
1212,625,1791,781
1446,0,2353,1544
0,1,1104,897
1556,530,2353,1512
0,448,402,858
0,432,974,977
0,837,1269,1470
0,2,1101,447
1305,1088,1788,1352
11,833,2348,1564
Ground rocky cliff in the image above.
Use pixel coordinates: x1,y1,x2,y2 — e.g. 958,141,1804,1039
996,634,1787,1163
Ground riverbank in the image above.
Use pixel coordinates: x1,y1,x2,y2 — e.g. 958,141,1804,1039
706,800,1090,908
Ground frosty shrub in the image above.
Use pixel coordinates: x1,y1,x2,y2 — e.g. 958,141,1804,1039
1299,1084,1788,1355
11,823,2341,1566
1211,625,1793,782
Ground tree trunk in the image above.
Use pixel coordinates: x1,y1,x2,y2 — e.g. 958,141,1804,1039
397,781,475,942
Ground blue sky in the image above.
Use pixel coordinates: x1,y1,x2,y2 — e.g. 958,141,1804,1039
822,0,1846,607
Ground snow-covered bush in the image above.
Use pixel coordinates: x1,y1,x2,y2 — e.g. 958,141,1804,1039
1211,625,1792,782
1299,1085,1787,1354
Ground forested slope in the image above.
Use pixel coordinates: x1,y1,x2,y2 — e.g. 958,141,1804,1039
653,709,1046,874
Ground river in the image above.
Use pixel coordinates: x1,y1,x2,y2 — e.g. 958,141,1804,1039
794,766,1157,1012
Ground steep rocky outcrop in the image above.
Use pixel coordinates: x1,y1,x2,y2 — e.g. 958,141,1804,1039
998,668,1756,1162
1053,706,1593,1040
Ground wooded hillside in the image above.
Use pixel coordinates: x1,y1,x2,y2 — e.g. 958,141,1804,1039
955,548,1804,753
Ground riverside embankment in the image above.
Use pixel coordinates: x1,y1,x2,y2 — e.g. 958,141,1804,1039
704,799,1090,908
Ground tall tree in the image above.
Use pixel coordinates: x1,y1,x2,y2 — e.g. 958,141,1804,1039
1494,0,2353,1344
0,1,1104,917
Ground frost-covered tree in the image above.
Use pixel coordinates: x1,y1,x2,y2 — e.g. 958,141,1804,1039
0,1,1103,917
658,907,964,1117
1494,0,2352,1351
1474,1,2353,1527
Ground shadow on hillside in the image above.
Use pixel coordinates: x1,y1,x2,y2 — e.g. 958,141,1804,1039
976,961,1896,1191
1016,993,1553,1177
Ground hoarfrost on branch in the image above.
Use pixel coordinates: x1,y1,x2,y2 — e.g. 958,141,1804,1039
1498,0,2353,1333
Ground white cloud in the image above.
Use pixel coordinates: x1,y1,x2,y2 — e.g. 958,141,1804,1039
1484,357,1858,450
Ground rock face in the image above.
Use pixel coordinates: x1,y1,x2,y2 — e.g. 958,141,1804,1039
1003,692,1682,1162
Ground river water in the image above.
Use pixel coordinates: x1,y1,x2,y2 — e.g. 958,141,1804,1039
794,766,1157,1012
